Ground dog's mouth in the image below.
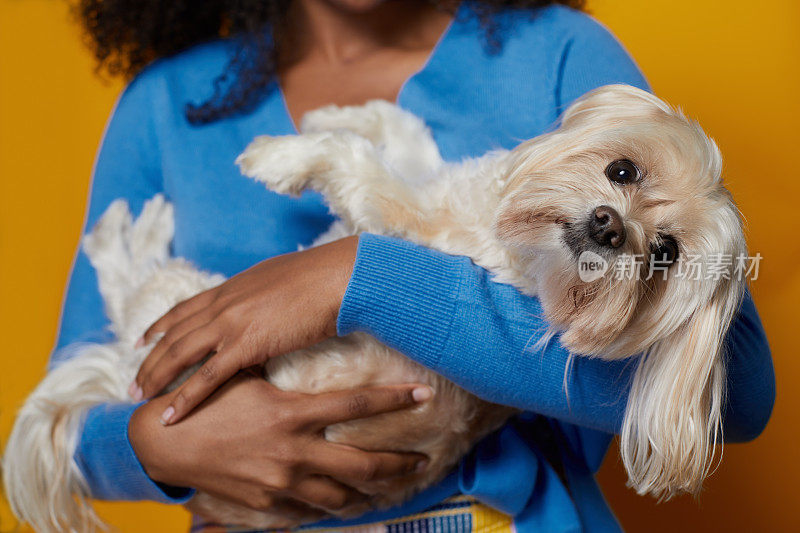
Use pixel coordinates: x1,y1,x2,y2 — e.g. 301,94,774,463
561,221,588,258
517,211,603,259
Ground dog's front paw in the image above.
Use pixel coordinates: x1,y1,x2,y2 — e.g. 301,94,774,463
236,135,315,196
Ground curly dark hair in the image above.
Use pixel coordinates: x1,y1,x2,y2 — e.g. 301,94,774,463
75,0,586,124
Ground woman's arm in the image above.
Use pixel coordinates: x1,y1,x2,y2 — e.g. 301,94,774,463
338,234,775,440
137,230,774,441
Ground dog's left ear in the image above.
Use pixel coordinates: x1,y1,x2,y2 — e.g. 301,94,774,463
620,276,744,498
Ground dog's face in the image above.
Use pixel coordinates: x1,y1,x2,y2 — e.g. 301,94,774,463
496,85,746,359
496,86,749,496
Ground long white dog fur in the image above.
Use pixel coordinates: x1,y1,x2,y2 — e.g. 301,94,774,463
3,85,747,532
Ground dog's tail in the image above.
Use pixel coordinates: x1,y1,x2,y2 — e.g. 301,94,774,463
2,342,129,533
82,195,174,330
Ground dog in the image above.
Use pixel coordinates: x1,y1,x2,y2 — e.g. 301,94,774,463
3,84,747,532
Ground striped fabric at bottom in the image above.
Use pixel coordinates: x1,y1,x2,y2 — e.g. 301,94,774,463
191,495,515,533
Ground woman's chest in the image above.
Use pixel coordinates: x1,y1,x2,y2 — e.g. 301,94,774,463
279,47,436,127
159,73,556,277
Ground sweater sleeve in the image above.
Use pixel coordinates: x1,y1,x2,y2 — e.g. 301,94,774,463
51,68,193,503
338,235,774,440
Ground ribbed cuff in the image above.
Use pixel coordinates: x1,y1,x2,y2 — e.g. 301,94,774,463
75,402,194,503
337,233,464,369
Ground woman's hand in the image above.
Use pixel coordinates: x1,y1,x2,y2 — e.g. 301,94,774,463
129,373,431,515
131,236,358,424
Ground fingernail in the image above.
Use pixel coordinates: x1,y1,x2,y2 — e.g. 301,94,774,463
128,382,144,401
412,386,433,403
415,459,429,474
135,337,144,349
160,406,175,426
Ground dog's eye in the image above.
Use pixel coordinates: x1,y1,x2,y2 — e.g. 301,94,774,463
605,159,641,185
650,235,679,266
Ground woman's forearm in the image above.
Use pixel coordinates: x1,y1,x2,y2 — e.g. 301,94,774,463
76,403,195,501
338,233,775,439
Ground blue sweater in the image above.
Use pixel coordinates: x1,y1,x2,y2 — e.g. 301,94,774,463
60,5,774,532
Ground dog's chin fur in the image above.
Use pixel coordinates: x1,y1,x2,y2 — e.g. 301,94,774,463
3,85,746,531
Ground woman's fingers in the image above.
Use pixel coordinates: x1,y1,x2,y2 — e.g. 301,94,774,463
141,290,215,345
289,475,369,514
133,310,215,396
136,327,219,399
308,384,433,428
158,348,248,424
309,442,428,485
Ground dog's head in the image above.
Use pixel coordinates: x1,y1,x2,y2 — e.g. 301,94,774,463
496,84,747,497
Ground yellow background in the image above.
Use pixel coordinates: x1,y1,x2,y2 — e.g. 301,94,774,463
1,0,798,531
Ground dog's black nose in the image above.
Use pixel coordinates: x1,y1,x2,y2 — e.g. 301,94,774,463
589,205,626,248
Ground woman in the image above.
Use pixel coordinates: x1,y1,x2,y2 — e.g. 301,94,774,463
58,0,775,531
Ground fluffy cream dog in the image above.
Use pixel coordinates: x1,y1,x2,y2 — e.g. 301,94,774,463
3,84,746,532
